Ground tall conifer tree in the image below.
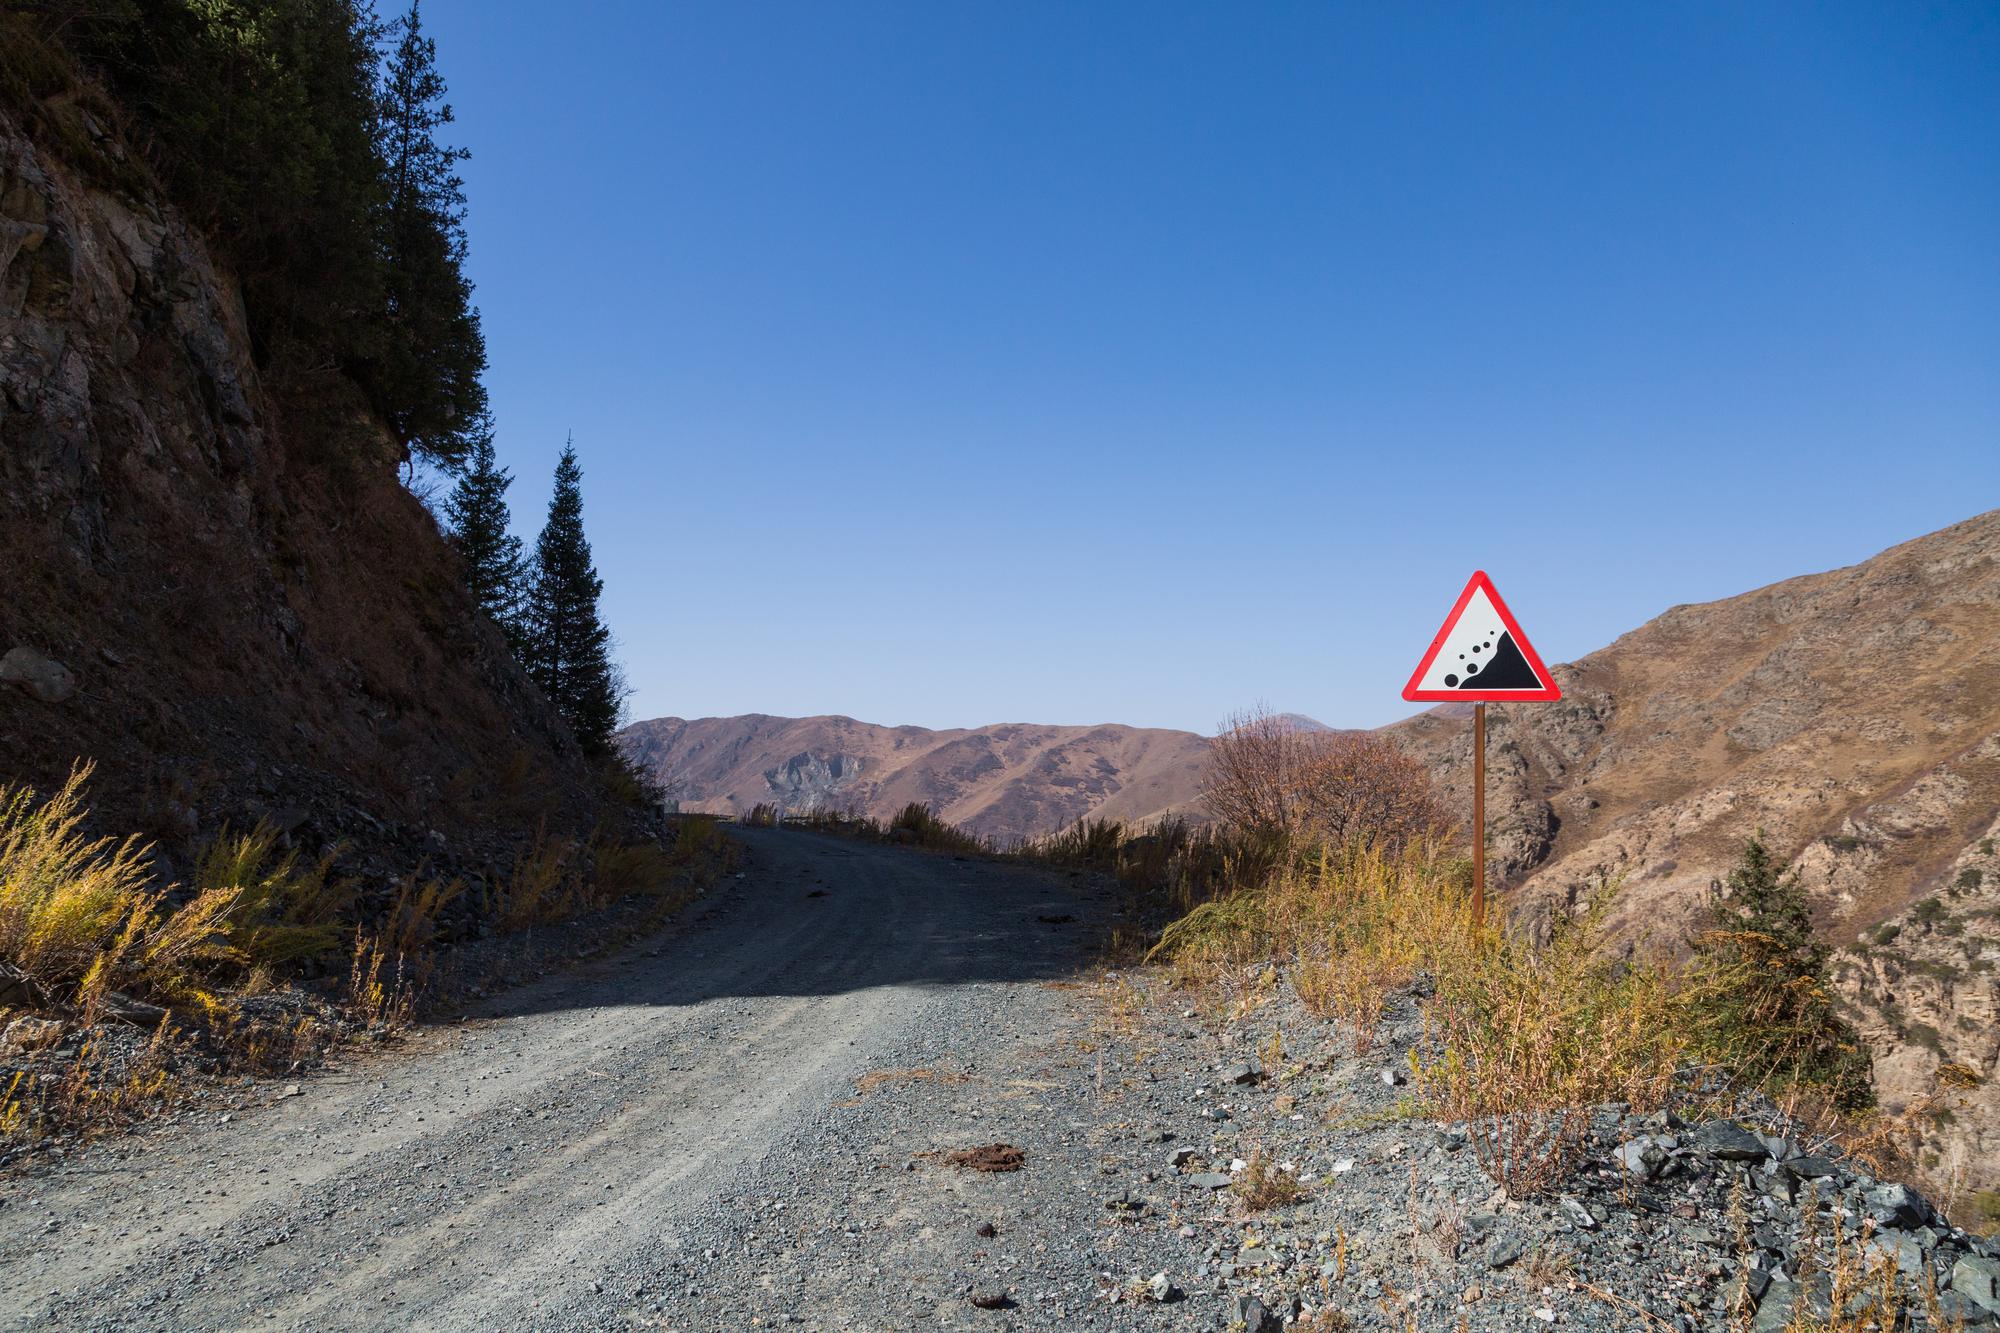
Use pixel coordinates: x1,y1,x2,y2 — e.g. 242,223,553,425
523,439,621,752
442,409,526,644
377,0,486,465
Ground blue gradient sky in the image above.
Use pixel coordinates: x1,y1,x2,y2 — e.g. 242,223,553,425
425,2,1998,734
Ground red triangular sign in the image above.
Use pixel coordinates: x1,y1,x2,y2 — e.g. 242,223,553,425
1402,571,1561,702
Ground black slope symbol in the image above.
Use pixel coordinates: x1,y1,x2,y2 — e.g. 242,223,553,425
1457,631,1542,690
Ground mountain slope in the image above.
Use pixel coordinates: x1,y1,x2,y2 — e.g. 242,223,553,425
1391,511,2000,1192
1,59,616,908
617,714,1211,844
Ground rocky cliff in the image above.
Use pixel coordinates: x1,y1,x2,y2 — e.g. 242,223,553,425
1,76,612,912
1391,512,2000,1203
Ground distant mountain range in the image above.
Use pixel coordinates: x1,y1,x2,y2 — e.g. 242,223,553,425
616,714,1217,844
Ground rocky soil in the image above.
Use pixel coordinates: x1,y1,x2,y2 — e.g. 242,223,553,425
4,829,1995,1331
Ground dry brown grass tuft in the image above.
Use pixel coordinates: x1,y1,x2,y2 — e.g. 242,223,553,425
1231,1148,1308,1211
943,1143,1025,1172
853,1066,969,1096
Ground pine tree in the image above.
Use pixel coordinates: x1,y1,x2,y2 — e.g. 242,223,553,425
441,409,526,643
1692,831,1872,1109
376,0,486,466
523,439,621,752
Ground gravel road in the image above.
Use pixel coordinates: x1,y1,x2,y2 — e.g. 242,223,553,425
0,829,1192,1331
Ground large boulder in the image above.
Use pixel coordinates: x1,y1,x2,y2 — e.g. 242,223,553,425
0,646,75,703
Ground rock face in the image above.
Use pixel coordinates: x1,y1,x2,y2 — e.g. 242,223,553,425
1390,511,2000,1207
618,713,1213,844
1,77,614,894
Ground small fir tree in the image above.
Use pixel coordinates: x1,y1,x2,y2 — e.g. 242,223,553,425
441,410,526,644
1693,831,1872,1109
523,438,621,752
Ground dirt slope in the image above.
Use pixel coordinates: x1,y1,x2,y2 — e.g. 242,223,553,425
1390,510,2000,1194
0,81,612,907
618,713,1211,843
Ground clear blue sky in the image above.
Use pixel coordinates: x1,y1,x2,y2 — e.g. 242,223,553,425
425,1,1998,734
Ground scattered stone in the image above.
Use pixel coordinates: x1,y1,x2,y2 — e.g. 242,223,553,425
0,1016,63,1055
1168,1146,1198,1168
1220,1061,1260,1085
1783,1154,1842,1179
1694,1119,1770,1162
974,1221,996,1238
1559,1195,1598,1230
1144,1271,1176,1303
1863,1182,1931,1231
0,647,75,704
1231,1294,1282,1333
1952,1255,2000,1313
1615,1136,1670,1180
1183,1173,1233,1190
1486,1233,1526,1269
967,1286,1011,1310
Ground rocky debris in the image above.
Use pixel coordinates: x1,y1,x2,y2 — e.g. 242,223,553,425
1,1015,64,1054
0,646,75,703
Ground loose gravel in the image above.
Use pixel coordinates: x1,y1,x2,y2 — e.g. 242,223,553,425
3,828,1995,1331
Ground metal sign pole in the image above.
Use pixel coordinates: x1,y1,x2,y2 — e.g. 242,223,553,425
1402,571,1559,933
1472,703,1486,928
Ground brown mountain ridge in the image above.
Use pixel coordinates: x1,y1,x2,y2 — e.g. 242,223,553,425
616,714,1212,845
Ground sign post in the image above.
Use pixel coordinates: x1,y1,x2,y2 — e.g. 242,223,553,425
1402,571,1560,927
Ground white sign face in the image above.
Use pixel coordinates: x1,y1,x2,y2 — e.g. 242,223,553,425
1402,571,1561,702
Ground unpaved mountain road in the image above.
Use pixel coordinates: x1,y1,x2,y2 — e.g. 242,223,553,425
1,830,1204,1331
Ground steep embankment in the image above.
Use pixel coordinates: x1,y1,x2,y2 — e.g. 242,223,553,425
0,62,609,911
1391,511,2000,1194
618,713,1211,844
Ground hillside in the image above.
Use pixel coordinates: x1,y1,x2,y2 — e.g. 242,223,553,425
1391,511,2000,1195
618,713,1211,844
0,32,620,929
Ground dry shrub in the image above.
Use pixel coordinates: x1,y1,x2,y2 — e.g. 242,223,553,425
743,802,781,828
886,803,991,854
1149,844,1710,1198
593,840,677,896
2,766,354,1012
346,873,461,1028
1203,706,1448,851
491,826,584,931
1417,887,1691,1196
0,764,157,1009
1232,1148,1308,1211
1149,842,1473,1051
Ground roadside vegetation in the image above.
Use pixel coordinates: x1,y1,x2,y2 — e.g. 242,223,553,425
763,708,1963,1224
1,765,731,1146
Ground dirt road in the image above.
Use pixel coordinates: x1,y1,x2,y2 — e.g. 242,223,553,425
1,829,1196,1331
